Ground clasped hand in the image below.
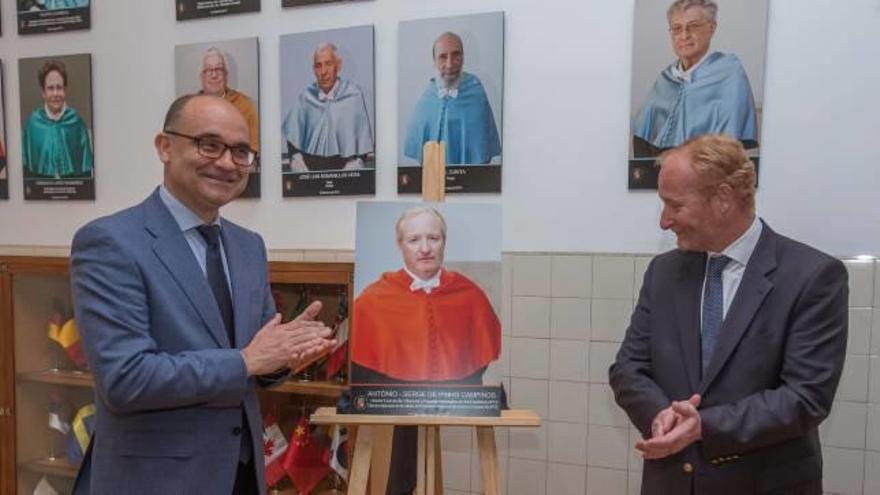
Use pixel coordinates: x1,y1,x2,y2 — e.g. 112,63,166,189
635,394,702,460
241,301,335,376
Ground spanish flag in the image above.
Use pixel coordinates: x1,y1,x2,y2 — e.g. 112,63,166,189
48,316,87,369
66,404,95,465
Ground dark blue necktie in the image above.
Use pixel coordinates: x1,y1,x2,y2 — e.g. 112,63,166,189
702,255,731,374
196,225,235,347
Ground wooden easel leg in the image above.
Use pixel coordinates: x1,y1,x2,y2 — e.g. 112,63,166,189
477,426,500,495
348,425,374,495
424,426,443,495
369,425,394,495
415,426,426,495
432,427,443,495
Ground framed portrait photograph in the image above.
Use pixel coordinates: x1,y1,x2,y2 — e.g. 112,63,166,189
628,0,768,189
19,54,95,200
349,201,504,416
175,37,261,197
279,25,375,197
17,0,90,35
175,0,260,21
0,61,7,199
397,12,504,195
282,0,369,7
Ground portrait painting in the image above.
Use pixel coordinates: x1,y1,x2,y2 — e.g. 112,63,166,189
279,25,375,197
19,53,94,200
18,0,90,34
397,12,504,194
175,37,261,197
629,0,768,188
350,201,504,415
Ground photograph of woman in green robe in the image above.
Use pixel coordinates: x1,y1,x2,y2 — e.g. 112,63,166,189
22,60,93,180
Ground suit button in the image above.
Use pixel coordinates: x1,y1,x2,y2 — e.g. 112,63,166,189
682,462,693,474
232,426,242,436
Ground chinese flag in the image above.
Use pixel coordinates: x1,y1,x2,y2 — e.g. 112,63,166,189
282,416,329,494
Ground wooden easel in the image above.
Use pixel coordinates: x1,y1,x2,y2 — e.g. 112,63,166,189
311,141,539,494
310,408,540,495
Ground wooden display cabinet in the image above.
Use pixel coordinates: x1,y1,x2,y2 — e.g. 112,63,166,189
0,256,352,495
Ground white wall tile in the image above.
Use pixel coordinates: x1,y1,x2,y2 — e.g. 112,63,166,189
591,299,633,343
507,458,546,495
822,446,864,495
871,356,880,404
510,378,549,418
820,401,867,449
628,471,643,495
442,426,474,453
628,429,643,472
872,309,880,356
547,421,588,465
845,260,875,308
509,424,547,461
587,425,629,470
549,381,588,423
550,339,589,382
849,308,872,355
588,341,620,384
875,260,880,308
588,384,629,428
633,256,653,300
867,404,880,453
837,354,869,402
512,296,551,338
513,255,551,297
509,337,550,379
552,255,592,298
442,450,472,492
471,453,508,495
593,256,636,300
546,462,587,495
586,467,628,495
551,297,591,340
865,451,880,495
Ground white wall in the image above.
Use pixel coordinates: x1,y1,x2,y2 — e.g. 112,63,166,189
0,0,877,256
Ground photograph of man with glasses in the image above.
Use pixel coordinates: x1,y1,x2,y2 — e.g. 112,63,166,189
630,0,766,179
176,39,261,197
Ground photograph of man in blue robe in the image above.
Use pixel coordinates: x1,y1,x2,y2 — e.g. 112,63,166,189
403,32,501,166
282,42,374,172
22,60,93,179
632,0,758,158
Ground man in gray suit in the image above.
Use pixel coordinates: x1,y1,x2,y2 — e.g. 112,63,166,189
610,134,848,494
70,94,334,494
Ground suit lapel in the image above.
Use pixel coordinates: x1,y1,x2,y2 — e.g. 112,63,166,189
700,225,777,391
674,252,705,392
143,190,230,348
220,222,254,349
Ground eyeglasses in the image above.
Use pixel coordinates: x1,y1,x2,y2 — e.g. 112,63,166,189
201,67,227,76
669,21,710,36
163,130,257,168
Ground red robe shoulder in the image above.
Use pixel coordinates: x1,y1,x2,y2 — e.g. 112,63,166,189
351,269,501,382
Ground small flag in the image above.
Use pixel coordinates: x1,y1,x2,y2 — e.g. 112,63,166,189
66,404,96,465
262,414,289,488
325,425,349,480
33,476,59,495
282,416,329,495
324,293,349,380
48,317,87,369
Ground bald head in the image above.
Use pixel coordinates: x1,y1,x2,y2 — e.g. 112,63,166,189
432,32,464,86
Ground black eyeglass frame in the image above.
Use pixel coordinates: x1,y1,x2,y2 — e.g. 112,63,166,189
163,129,258,168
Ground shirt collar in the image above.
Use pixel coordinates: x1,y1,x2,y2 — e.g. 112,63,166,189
318,80,340,101
404,267,442,294
44,103,67,121
672,51,715,83
708,216,763,268
158,185,221,233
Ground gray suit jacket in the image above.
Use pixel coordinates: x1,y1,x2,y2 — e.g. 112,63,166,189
610,223,848,494
70,189,276,494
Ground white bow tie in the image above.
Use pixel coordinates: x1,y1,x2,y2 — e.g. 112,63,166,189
410,277,441,294
318,92,335,102
438,87,459,99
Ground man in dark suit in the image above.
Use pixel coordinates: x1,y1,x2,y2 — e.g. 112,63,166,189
610,134,848,494
70,94,334,494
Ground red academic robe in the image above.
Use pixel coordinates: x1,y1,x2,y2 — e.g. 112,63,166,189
352,269,501,382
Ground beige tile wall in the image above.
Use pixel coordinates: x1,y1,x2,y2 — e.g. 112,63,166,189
438,254,878,495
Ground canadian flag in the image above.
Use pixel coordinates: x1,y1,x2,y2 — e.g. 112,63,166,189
262,414,289,488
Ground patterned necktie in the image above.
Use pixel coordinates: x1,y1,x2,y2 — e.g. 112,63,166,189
196,225,235,347
701,255,731,374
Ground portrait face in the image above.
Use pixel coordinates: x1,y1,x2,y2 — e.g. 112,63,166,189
668,6,716,67
41,70,66,115
200,53,228,96
658,150,725,252
397,211,446,280
156,97,250,220
313,48,341,94
433,34,464,86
